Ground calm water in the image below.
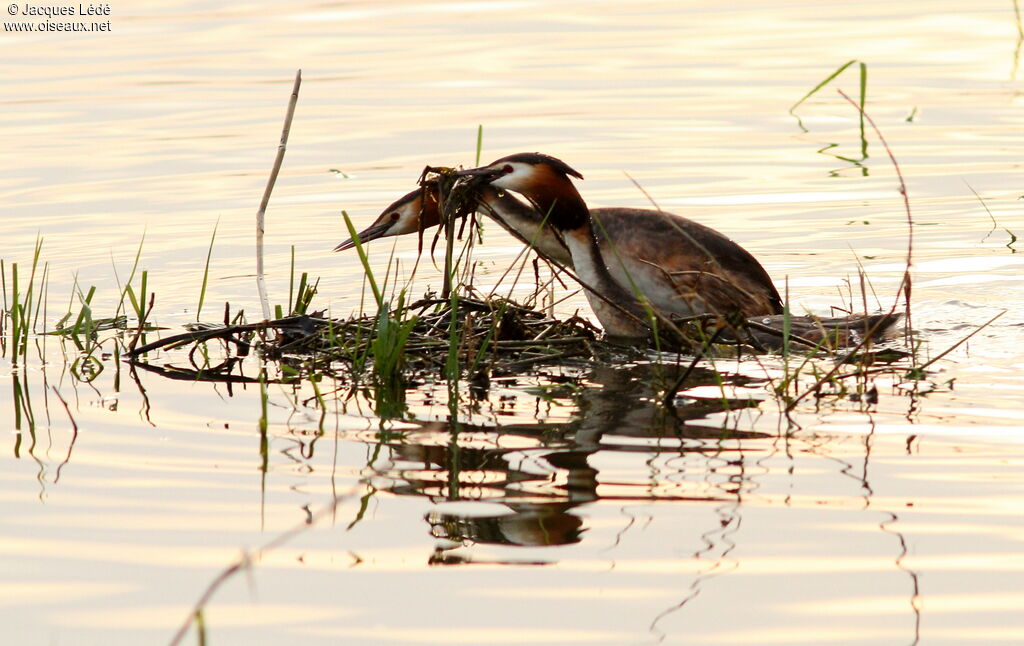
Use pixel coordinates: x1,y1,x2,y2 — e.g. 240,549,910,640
3,1,1024,644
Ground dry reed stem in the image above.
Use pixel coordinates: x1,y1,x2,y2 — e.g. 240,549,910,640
256,70,302,321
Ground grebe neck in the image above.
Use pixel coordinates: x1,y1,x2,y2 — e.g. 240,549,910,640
529,182,590,232
562,221,650,338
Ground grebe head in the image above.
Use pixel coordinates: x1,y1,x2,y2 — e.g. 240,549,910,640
334,184,440,252
457,153,588,230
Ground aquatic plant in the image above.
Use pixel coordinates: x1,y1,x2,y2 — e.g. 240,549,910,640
1,235,45,363
195,219,218,321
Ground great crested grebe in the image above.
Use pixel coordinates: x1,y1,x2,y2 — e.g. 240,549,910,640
334,185,438,252
456,152,784,337
457,153,900,344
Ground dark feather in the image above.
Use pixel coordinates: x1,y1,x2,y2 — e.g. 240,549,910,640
492,152,584,180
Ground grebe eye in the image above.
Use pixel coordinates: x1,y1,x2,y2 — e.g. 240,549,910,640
502,164,514,174
390,212,400,221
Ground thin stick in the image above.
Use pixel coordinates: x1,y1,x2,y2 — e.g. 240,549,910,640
256,70,302,321
624,171,661,211
965,181,998,242
167,485,360,646
914,310,1005,373
438,176,458,299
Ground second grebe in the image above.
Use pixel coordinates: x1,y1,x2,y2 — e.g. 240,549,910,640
458,153,783,337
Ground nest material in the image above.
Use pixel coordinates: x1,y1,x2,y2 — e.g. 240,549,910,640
123,295,636,381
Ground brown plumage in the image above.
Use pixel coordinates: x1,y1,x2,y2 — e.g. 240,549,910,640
591,206,783,318
461,152,783,337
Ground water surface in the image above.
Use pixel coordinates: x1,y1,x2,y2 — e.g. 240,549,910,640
2,1,1023,644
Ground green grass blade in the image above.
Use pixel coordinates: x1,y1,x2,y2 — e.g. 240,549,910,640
782,280,792,358
474,124,483,165
22,235,42,338
126,284,141,320
116,232,146,317
790,59,856,115
341,210,383,310
10,263,20,361
139,270,148,320
195,608,207,646
858,61,868,158
293,272,309,315
196,219,219,321
1,259,7,315
288,245,296,316
32,262,48,334
445,289,460,383
258,369,269,433
71,286,96,337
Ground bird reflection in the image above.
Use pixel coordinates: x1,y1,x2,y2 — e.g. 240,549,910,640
359,363,769,558
429,504,586,550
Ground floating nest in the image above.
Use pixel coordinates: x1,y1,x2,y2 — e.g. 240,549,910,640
123,293,644,387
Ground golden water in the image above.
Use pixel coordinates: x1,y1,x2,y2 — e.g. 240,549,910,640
2,1,1023,644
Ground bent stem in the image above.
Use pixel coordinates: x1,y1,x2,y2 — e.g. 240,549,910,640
836,88,913,348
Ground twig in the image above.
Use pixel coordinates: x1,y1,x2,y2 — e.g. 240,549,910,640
256,70,302,321
624,171,661,211
168,554,251,646
912,310,1005,373
966,181,999,242
124,314,323,358
168,485,360,646
504,349,581,370
785,312,902,411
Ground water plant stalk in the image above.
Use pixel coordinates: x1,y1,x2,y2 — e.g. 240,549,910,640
256,69,302,321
